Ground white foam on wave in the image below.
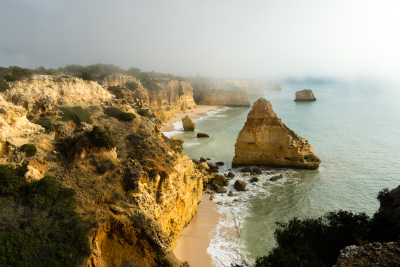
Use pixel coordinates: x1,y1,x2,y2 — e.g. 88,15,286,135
162,121,184,138
207,168,298,266
184,142,200,148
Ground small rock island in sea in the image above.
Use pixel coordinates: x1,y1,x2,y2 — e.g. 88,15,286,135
294,89,316,101
182,115,195,131
232,98,321,169
265,82,282,90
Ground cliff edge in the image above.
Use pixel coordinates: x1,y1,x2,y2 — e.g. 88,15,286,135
232,98,321,169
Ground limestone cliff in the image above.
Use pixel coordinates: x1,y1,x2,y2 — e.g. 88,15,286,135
0,95,43,157
232,98,321,169
101,74,196,122
198,82,250,106
294,89,316,101
0,82,207,267
265,82,282,90
4,74,113,112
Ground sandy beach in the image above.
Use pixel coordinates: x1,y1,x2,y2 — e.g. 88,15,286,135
161,105,222,266
174,195,219,267
160,105,224,132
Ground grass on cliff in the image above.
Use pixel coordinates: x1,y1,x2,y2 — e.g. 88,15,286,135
89,126,116,149
0,80,9,92
59,106,93,126
137,109,151,119
104,107,136,122
233,193,400,267
20,144,37,157
0,165,91,267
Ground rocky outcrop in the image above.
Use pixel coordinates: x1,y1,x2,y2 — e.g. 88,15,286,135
4,75,113,112
334,242,400,267
0,95,43,156
234,180,246,191
265,82,282,90
232,98,321,169
182,115,195,131
294,89,316,101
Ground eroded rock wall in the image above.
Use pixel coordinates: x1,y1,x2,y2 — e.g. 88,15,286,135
232,98,321,169
5,75,113,112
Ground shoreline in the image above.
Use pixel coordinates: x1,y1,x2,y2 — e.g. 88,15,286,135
174,194,219,267
160,105,224,132
162,105,223,267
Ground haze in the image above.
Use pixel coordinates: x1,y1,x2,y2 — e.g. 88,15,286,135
1,0,400,82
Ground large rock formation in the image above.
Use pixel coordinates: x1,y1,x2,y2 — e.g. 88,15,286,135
0,76,214,267
101,75,197,122
182,115,195,131
232,98,321,169
294,89,316,101
265,82,282,90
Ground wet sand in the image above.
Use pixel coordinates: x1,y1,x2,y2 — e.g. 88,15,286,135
174,195,219,267
160,105,224,132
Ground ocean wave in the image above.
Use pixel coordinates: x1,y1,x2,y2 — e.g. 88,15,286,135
208,168,298,266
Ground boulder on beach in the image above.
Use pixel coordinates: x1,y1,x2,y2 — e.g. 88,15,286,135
182,115,195,131
197,132,209,138
234,180,246,191
270,173,283,181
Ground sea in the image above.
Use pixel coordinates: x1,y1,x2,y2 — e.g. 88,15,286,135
163,79,400,266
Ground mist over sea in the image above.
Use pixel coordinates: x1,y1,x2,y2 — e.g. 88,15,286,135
165,79,400,266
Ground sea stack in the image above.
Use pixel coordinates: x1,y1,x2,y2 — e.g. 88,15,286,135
265,82,282,90
182,115,195,131
294,89,316,101
232,98,321,169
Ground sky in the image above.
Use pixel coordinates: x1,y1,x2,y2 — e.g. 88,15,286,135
1,0,400,81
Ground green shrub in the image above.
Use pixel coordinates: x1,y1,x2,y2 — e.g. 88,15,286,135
79,71,95,81
104,107,136,121
138,74,161,91
0,165,27,196
97,159,116,174
89,126,115,149
0,167,91,267
254,209,400,267
0,108,6,115
3,74,18,82
377,188,393,207
137,109,150,119
0,80,9,92
59,106,93,126
126,82,139,91
119,112,136,121
35,118,55,133
20,144,37,157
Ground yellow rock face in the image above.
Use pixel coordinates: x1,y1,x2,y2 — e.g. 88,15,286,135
294,89,316,101
5,75,113,111
232,98,321,169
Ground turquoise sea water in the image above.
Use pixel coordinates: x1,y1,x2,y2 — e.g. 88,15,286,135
164,80,400,266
